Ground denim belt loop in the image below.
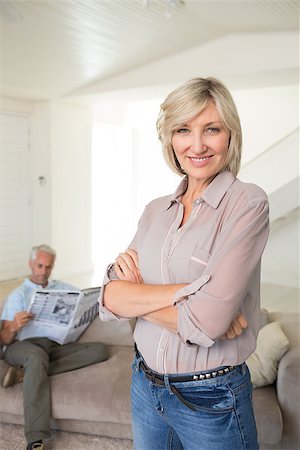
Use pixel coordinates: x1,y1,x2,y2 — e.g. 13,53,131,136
135,355,143,372
163,374,174,396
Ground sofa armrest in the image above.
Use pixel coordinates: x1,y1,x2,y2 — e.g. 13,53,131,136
270,312,300,449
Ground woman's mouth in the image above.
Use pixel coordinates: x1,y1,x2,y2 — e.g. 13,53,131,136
189,155,212,162
188,155,213,167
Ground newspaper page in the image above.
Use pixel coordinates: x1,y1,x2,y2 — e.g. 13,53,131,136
63,287,100,344
18,287,100,345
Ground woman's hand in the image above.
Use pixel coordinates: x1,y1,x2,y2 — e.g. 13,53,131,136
115,249,144,284
221,312,248,340
113,250,247,340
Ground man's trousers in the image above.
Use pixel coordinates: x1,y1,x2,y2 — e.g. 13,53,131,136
4,337,108,443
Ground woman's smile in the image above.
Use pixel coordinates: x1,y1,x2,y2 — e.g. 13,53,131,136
172,101,230,183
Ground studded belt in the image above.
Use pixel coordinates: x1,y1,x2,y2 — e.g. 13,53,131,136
135,344,236,383
134,345,238,410
140,357,236,383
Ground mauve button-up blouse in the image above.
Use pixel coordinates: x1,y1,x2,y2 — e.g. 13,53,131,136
99,171,269,374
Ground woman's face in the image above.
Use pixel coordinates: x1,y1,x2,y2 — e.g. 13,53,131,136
171,102,230,184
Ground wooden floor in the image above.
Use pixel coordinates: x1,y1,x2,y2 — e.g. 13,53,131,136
0,272,299,313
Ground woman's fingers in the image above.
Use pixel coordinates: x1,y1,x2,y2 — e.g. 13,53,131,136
114,249,143,283
115,252,141,283
236,312,248,329
221,313,248,340
118,252,137,271
225,325,236,340
125,249,139,268
114,261,124,279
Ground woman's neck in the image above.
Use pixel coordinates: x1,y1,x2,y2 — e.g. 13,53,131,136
182,175,215,204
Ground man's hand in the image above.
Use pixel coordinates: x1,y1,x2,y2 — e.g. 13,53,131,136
11,311,33,332
115,249,143,284
0,312,33,345
221,312,248,340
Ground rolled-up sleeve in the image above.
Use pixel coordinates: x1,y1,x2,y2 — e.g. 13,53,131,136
98,263,124,321
98,232,138,322
175,197,269,346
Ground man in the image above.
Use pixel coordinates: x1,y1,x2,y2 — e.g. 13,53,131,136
1,244,108,450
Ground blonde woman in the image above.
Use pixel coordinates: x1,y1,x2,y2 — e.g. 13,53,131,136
99,77,269,450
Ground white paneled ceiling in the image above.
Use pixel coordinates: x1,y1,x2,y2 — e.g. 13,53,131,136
0,0,299,101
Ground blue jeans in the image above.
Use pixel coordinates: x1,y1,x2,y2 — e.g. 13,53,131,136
131,357,259,450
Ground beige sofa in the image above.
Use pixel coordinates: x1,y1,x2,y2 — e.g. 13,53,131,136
0,304,299,449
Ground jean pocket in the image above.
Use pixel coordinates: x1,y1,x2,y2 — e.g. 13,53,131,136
229,365,252,395
176,383,234,413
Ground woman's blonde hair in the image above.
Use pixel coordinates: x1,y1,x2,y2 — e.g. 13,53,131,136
156,77,242,177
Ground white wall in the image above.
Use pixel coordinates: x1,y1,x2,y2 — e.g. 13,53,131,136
233,84,299,166
1,97,93,281
262,216,300,288
30,102,52,246
50,102,93,279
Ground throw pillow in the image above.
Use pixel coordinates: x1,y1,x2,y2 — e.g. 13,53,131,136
247,321,289,388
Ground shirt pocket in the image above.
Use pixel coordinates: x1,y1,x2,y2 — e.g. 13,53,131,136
189,248,211,282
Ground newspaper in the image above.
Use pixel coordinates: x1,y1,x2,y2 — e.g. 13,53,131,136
18,287,100,345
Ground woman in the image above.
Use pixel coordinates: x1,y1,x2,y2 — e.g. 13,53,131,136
99,77,269,449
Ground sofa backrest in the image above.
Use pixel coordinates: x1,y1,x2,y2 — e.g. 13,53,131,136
79,316,135,347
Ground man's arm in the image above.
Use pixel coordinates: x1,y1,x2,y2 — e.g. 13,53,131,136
0,312,33,345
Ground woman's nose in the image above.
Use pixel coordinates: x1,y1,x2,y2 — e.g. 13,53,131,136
191,133,206,154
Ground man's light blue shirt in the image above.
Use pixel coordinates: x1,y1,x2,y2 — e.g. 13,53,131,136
1,278,78,323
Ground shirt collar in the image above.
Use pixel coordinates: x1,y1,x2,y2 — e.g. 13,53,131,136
201,171,236,208
24,278,54,289
165,177,188,210
166,171,235,210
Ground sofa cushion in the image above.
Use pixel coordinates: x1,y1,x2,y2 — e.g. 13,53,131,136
50,345,133,424
259,308,269,328
247,321,289,388
0,345,134,429
79,316,135,347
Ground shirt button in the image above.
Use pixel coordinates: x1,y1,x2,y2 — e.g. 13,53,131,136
194,199,201,205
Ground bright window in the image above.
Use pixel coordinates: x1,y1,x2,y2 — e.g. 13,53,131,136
91,100,179,277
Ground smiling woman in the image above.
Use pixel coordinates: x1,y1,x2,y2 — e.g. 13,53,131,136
171,104,231,228
171,102,230,195
99,77,269,450
157,77,242,180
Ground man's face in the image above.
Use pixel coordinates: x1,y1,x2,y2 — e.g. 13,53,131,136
29,251,55,287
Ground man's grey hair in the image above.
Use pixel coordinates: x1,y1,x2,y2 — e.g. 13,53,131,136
30,244,56,261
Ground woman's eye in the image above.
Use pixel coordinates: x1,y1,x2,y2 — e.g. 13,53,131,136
176,128,189,134
205,127,220,134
